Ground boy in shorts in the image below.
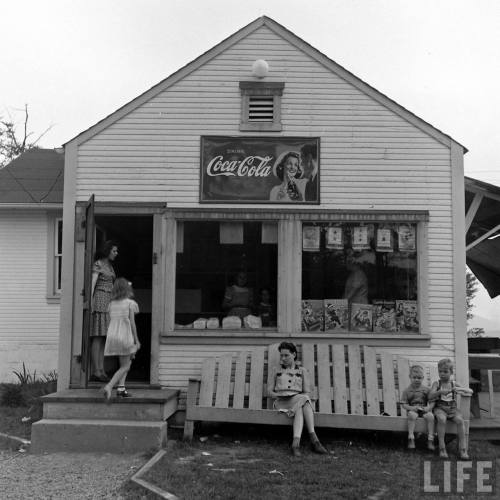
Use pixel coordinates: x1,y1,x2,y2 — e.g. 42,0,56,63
401,365,435,450
429,358,473,459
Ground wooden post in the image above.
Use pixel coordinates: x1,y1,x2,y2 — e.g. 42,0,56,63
183,378,200,441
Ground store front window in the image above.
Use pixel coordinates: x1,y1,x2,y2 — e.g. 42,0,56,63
175,221,278,330
301,222,418,333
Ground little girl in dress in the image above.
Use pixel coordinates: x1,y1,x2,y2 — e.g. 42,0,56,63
102,278,140,401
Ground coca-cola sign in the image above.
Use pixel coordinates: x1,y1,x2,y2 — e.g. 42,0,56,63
200,136,320,204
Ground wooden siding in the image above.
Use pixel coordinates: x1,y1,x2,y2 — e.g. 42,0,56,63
74,25,457,390
0,211,60,381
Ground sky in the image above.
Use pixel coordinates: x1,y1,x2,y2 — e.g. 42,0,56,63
2,0,499,327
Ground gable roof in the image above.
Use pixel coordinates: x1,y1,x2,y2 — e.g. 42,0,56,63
0,148,64,205
66,16,467,152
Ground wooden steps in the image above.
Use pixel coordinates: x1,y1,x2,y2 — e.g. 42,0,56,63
31,388,179,453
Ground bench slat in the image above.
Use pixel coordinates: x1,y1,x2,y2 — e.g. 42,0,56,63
187,406,467,434
301,343,317,402
267,345,280,409
380,351,397,416
318,344,332,413
302,344,316,378
249,348,265,409
233,351,248,409
215,355,232,408
301,343,315,381
397,356,411,417
348,345,364,415
332,345,347,413
364,346,380,415
427,363,438,387
199,357,216,407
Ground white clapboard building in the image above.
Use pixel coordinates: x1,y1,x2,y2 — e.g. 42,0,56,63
56,16,468,408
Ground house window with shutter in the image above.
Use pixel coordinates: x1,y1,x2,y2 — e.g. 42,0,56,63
46,215,63,302
239,81,284,131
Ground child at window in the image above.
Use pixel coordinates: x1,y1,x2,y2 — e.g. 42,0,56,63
400,365,435,450
429,358,473,459
222,271,253,319
257,287,275,327
267,341,328,457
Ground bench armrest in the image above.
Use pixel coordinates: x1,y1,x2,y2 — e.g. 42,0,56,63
458,392,471,420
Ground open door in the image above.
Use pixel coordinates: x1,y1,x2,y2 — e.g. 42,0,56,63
81,195,95,388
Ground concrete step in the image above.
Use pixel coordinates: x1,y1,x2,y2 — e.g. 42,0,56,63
40,388,179,421
31,419,167,453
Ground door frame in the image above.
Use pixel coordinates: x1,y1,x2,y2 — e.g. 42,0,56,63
70,202,165,388
81,195,95,388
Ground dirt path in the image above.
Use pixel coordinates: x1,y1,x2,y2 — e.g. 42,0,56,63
0,449,145,499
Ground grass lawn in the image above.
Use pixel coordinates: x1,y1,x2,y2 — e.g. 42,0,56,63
123,424,500,500
0,406,33,439
0,380,56,440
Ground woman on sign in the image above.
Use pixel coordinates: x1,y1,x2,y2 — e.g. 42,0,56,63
269,151,308,202
269,149,318,202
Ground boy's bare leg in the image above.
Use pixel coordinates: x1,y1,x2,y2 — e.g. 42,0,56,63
424,412,435,450
453,415,468,458
435,412,448,457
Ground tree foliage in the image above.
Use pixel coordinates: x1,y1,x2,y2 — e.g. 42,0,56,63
0,105,49,168
466,270,479,321
466,269,484,337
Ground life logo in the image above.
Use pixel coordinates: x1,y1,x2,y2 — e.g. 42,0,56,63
421,458,497,495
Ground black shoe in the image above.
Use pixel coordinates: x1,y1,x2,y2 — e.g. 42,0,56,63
97,374,109,382
116,389,132,398
311,441,328,454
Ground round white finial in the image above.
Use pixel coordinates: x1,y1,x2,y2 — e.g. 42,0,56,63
252,59,269,78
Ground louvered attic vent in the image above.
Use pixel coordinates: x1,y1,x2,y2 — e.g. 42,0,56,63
248,96,274,121
239,81,284,131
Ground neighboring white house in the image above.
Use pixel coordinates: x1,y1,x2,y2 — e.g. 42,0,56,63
0,148,64,381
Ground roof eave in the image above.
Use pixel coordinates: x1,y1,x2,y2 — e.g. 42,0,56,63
0,203,63,210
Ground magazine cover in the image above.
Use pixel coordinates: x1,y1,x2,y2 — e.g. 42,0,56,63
324,299,349,332
398,224,416,252
352,226,370,251
376,227,393,252
303,226,321,252
350,303,373,332
301,300,324,331
326,226,344,250
395,300,419,332
372,300,397,332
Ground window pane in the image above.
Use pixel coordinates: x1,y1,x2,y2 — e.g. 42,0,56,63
301,223,418,333
56,256,62,292
175,221,277,329
57,219,63,254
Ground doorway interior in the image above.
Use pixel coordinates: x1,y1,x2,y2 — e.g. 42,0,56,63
95,214,153,384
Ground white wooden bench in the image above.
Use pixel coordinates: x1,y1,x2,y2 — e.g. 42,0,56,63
183,343,471,444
